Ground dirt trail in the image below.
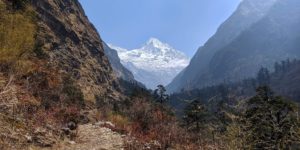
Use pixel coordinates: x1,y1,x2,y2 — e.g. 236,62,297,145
58,123,124,150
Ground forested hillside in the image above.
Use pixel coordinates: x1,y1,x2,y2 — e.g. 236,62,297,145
170,59,300,114
170,60,300,149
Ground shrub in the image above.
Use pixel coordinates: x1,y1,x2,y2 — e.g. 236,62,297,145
33,40,47,59
62,77,85,107
107,112,129,128
10,0,29,10
242,86,300,149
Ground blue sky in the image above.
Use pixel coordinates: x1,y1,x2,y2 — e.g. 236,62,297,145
79,0,241,57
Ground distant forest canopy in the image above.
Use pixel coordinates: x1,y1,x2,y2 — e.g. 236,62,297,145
172,59,300,149
170,59,300,115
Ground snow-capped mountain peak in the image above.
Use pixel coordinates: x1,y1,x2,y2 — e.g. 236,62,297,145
108,38,190,89
140,38,188,61
145,38,170,49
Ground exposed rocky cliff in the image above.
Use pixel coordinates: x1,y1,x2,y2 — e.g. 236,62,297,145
31,0,121,102
103,42,136,82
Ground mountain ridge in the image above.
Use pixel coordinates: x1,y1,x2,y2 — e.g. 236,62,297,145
167,0,300,93
103,42,135,82
110,38,190,89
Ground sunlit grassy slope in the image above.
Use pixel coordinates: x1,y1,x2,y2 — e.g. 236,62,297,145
0,0,36,72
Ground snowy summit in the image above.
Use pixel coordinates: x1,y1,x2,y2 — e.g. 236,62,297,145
109,38,190,89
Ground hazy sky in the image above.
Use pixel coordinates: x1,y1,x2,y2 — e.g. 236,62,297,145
79,0,241,57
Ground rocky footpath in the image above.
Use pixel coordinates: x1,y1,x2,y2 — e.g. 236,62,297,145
62,122,124,150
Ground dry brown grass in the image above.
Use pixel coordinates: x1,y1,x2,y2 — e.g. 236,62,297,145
0,74,34,149
0,1,36,73
0,75,83,149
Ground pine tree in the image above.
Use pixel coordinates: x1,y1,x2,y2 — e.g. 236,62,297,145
183,100,210,132
274,62,281,74
243,86,300,149
256,67,270,86
153,85,169,103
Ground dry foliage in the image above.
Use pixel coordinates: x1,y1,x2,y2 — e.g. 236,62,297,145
0,0,36,73
95,94,221,150
0,73,83,149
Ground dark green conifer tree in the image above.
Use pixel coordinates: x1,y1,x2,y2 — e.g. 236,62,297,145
183,100,210,132
153,85,169,103
243,86,299,149
256,67,270,86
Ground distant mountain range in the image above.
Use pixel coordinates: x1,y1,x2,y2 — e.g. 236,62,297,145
109,38,190,89
168,0,300,93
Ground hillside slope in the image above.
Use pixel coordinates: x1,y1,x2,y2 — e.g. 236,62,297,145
208,0,300,86
0,0,126,148
31,0,121,102
168,0,300,92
